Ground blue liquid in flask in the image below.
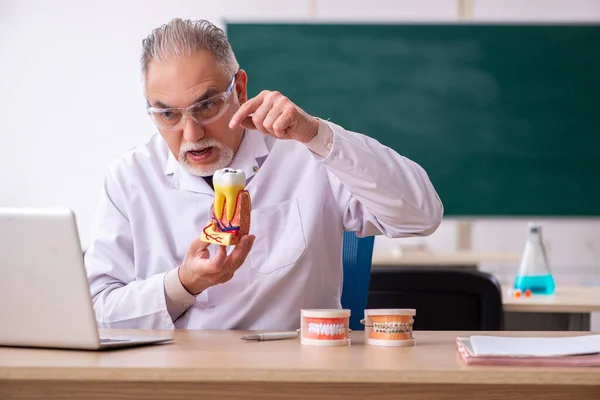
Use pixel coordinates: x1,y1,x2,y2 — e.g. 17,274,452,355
513,223,556,295
513,274,555,295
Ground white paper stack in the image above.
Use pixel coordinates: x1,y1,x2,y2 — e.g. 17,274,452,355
456,335,600,366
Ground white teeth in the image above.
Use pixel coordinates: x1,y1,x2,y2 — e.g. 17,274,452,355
213,168,246,187
307,323,346,336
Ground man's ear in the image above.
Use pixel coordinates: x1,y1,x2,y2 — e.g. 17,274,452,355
235,69,248,104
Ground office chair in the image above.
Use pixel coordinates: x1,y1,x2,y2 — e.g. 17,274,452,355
340,232,375,330
367,268,503,330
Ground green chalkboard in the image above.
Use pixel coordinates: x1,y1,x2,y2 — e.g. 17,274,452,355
226,23,600,216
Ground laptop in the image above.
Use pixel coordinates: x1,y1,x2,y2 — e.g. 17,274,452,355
0,207,173,350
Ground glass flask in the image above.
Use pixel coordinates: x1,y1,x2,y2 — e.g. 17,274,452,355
513,222,555,295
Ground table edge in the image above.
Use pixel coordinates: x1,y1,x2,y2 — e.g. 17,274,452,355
2,367,600,386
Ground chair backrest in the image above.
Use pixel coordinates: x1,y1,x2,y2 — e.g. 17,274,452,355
367,268,503,330
340,232,375,330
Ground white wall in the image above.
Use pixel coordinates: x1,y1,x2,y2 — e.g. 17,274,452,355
0,0,311,250
2,0,600,328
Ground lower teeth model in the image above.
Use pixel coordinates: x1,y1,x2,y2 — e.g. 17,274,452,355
300,309,351,346
361,309,416,347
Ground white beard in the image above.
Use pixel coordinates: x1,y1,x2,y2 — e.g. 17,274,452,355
178,139,234,177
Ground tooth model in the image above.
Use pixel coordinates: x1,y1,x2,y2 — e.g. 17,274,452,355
361,309,416,347
200,168,251,246
300,309,351,346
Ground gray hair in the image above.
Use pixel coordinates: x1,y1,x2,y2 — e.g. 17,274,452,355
141,18,239,83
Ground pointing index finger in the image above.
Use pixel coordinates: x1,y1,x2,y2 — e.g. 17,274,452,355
229,94,264,129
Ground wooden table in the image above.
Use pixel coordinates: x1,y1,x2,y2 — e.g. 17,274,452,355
1,330,599,400
502,286,600,331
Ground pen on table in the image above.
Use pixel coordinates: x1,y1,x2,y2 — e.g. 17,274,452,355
241,331,299,341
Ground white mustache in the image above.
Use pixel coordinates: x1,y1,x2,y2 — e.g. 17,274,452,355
177,138,234,177
180,139,224,154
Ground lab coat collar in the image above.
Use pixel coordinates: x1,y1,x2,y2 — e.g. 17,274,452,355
164,129,270,195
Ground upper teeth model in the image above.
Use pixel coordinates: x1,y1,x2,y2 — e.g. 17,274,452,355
213,168,246,222
307,322,346,336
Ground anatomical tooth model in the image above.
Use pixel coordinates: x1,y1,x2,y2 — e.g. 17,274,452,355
200,168,251,246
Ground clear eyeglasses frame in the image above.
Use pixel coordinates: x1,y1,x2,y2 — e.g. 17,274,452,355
146,74,237,130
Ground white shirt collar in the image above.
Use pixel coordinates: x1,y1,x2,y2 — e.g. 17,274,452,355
164,129,270,194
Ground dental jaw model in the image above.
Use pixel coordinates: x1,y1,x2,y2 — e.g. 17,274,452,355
300,309,351,346
361,309,416,347
200,168,251,246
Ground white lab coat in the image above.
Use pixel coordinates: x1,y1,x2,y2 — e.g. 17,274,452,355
84,120,443,330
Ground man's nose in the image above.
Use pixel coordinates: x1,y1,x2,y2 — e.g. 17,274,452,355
182,116,205,142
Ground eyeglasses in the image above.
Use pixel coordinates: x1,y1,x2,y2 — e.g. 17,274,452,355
146,74,236,130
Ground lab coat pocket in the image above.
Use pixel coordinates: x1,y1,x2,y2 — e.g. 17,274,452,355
248,199,306,274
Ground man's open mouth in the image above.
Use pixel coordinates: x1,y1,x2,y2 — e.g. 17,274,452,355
188,147,212,156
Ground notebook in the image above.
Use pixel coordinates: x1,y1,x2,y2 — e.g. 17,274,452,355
456,335,600,366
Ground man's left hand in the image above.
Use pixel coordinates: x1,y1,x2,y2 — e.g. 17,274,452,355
229,90,319,143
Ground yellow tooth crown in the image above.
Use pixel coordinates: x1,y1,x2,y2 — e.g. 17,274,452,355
214,183,244,221
213,168,246,222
